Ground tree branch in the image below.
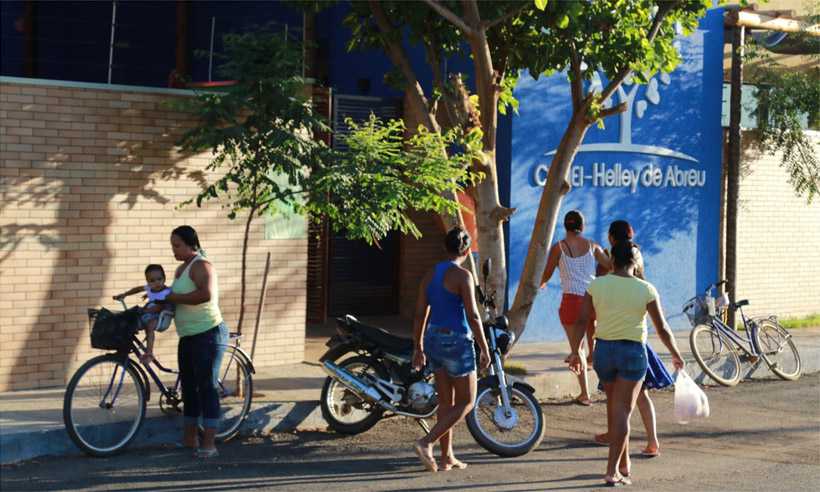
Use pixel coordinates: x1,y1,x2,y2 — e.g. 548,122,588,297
483,3,528,30
598,2,675,104
598,102,628,119
369,0,435,118
423,0,474,37
569,45,583,114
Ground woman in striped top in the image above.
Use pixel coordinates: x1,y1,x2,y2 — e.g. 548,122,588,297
540,210,610,405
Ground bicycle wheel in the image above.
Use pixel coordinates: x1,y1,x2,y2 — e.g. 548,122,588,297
689,324,741,387
63,355,146,457
755,319,801,381
213,346,253,441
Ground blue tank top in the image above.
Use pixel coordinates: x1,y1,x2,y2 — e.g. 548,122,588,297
426,261,471,337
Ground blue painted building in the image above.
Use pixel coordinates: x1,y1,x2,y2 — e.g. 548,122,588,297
507,10,725,341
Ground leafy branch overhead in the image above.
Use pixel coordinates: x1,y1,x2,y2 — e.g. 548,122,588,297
307,115,484,245
172,27,481,244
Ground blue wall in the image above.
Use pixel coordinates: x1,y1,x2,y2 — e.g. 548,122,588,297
507,9,725,342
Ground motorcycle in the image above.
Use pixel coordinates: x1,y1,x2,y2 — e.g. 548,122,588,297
319,259,545,457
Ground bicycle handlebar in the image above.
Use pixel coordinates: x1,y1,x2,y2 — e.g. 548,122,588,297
704,280,728,294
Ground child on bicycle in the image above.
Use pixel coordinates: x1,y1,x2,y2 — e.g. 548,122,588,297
113,264,174,364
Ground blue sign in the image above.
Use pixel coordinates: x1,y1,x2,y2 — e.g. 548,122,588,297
508,10,725,342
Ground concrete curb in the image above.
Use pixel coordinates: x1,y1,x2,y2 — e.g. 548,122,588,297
0,401,325,465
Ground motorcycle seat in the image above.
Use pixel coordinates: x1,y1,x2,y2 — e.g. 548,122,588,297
350,320,415,354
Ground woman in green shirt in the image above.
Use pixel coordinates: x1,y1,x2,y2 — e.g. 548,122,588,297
165,225,228,459
568,241,684,487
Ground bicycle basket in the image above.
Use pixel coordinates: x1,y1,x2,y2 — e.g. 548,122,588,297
684,295,716,326
88,307,140,351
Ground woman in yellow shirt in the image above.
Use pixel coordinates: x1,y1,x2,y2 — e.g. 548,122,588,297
568,241,684,487
165,225,228,459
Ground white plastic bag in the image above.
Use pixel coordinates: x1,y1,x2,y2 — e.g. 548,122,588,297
674,369,710,424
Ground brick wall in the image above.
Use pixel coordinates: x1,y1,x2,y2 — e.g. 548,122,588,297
0,79,306,391
736,132,820,319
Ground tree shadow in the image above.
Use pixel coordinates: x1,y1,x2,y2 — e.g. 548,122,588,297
0,85,209,390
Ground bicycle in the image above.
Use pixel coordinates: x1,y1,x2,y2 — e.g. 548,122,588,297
682,280,801,387
63,299,255,457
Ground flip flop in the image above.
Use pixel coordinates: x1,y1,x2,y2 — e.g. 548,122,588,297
440,458,468,471
413,442,438,472
603,475,628,487
574,396,592,406
641,447,660,458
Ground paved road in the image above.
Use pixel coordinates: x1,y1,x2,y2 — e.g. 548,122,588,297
2,374,818,491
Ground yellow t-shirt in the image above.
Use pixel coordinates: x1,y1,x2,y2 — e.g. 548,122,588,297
587,275,658,343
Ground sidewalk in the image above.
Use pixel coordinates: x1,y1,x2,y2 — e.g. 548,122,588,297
2,327,818,465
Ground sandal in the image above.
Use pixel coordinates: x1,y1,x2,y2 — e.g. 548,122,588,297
195,447,219,458
440,458,468,471
641,447,660,458
603,475,628,487
573,396,592,406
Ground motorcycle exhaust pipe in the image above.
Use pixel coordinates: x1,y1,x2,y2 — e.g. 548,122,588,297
322,361,383,403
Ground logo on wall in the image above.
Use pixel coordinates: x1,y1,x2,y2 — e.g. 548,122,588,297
532,71,706,192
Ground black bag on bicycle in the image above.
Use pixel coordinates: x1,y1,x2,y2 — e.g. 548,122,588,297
89,308,140,350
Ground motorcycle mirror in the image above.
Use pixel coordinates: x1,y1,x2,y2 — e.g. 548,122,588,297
482,258,492,282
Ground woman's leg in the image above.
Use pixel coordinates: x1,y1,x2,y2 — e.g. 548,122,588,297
178,336,199,448
417,370,477,465
606,377,643,480
636,389,659,454
561,323,590,403
195,327,223,452
434,369,455,464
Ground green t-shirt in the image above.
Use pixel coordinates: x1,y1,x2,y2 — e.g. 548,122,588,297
587,275,658,343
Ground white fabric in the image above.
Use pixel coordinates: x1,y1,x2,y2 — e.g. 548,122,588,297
558,240,596,295
145,286,172,302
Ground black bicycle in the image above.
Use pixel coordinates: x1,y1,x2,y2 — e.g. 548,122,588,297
63,300,255,457
683,280,801,387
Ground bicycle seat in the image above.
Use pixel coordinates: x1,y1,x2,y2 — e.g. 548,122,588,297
733,299,750,308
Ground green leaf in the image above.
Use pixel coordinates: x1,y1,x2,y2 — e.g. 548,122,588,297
534,0,548,11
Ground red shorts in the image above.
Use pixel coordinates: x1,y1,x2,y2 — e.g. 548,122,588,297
558,293,595,328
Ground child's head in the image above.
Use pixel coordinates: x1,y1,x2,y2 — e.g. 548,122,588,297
144,264,166,291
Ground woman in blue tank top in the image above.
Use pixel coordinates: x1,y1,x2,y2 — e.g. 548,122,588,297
411,227,490,473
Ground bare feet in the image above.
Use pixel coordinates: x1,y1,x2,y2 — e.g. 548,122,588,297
413,440,438,472
440,456,468,471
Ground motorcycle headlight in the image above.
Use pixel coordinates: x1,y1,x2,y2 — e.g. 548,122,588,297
494,315,509,331
493,327,514,355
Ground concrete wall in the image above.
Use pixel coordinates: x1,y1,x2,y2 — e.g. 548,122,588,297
0,78,306,391
736,132,820,319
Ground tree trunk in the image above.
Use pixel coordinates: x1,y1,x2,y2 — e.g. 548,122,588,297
236,205,258,335
464,12,509,315
508,112,591,339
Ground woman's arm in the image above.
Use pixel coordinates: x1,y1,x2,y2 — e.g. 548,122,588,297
540,243,561,289
593,243,613,271
166,261,215,306
459,269,490,370
647,299,685,370
411,271,432,370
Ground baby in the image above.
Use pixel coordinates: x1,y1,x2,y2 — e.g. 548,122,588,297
113,264,173,364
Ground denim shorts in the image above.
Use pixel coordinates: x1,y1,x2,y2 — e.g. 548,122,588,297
424,325,476,378
593,339,648,383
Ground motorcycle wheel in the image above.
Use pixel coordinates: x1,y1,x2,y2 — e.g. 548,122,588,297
320,355,387,435
466,382,545,457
